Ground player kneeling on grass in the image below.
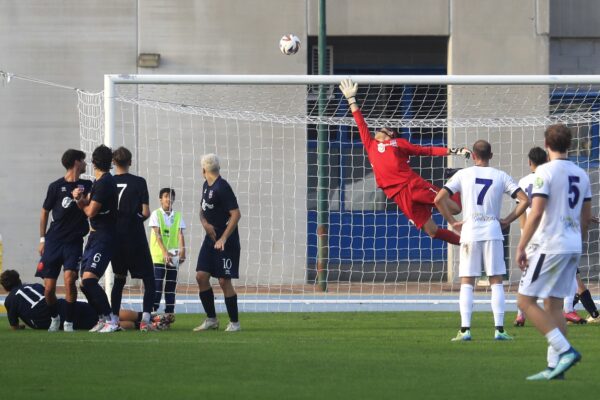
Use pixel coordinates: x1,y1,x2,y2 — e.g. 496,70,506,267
435,140,529,341
1,270,172,331
194,154,242,333
516,124,592,380
339,79,470,245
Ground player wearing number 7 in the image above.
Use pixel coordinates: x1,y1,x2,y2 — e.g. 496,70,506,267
435,140,529,341
339,79,469,245
111,147,157,331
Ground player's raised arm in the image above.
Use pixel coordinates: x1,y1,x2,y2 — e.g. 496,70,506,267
339,79,374,148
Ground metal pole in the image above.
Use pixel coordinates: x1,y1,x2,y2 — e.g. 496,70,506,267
103,75,115,298
316,0,328,291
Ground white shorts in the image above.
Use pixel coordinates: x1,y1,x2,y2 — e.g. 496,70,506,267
458,240,506,278
518,245,580,299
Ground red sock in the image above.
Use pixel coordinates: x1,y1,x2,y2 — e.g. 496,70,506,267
451,192,462,210
433,228,460,245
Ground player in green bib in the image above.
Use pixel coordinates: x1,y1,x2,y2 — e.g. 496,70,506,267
149,188,186,317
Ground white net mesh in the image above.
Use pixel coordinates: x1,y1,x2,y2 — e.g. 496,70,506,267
77,79,600,312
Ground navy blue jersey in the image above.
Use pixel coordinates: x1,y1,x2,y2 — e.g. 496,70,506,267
89,172,118,234
4,283,51,329
113,173,149,237
43,178,92,242
201,176,239,242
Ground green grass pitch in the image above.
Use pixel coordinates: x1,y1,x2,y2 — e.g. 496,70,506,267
1,312,599,399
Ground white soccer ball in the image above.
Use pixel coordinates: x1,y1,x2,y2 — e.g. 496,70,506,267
279,34,301,55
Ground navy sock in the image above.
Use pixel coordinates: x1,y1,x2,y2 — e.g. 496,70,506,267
48,302,59,318
111,276,126,316
164,267,178,314
82,278,111,316
224,295,239,323
153,264,166,312
65,301,75,323
495,326,504,333
199,288,216,319
142,275,156,314
579,290,599,318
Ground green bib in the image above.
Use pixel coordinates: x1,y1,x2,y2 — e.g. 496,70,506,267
150,210,181,264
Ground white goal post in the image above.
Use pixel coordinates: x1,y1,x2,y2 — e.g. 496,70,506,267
75,74,600,313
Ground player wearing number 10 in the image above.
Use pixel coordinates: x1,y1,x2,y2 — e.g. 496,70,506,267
516,124,592,380
194,154,242,332
339,79,470,245
435,140,529,341
111,147,156,331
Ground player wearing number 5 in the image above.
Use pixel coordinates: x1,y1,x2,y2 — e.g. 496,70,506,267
194,154,242,332
516,125,592,380
435,140,529,341
339,79,470,245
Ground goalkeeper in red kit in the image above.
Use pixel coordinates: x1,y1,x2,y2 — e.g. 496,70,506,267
339,79,470,245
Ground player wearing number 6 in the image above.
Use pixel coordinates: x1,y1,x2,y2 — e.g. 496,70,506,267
194,154,242,332
435,140,529,341
339,79,469,245
516,125,592,380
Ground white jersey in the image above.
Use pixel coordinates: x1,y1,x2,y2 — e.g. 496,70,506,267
531,159,591,254
518,172,543,246
444,165,520,243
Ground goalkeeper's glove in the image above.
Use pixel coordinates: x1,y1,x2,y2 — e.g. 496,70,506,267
449,147,471,159
339,79,358,106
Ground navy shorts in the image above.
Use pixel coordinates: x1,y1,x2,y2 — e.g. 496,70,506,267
57,299,98,330
35,238,83,280
111,235,154,279
81,232,115,278
196,237,240,279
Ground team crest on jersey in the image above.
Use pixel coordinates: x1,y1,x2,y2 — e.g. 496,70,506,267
61,197,74,208
377,143,386,153
208,190,213,199
534,177,544,189
61,187,67,192
377,140,398,153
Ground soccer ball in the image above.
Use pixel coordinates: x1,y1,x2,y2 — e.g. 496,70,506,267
279,34,301,55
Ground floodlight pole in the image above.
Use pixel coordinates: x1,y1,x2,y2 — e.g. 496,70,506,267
316,0,329,291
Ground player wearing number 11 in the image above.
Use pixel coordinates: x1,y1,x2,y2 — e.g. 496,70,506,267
435,140,529,341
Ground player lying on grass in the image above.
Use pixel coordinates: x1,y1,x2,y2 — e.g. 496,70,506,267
339,79,470,245
435,140,528,341
1,270,173,331
516,124,591,380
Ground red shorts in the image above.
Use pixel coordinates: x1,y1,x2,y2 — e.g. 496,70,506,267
391,179,439,229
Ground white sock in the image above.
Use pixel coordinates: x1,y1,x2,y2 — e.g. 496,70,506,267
563,295,575,313
545,328,571,354
547,345,559,369
459,284,474,328
110,313,119,324
142,312,151,323
491,283,505,328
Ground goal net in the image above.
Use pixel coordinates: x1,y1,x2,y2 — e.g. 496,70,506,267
77,75,600,313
